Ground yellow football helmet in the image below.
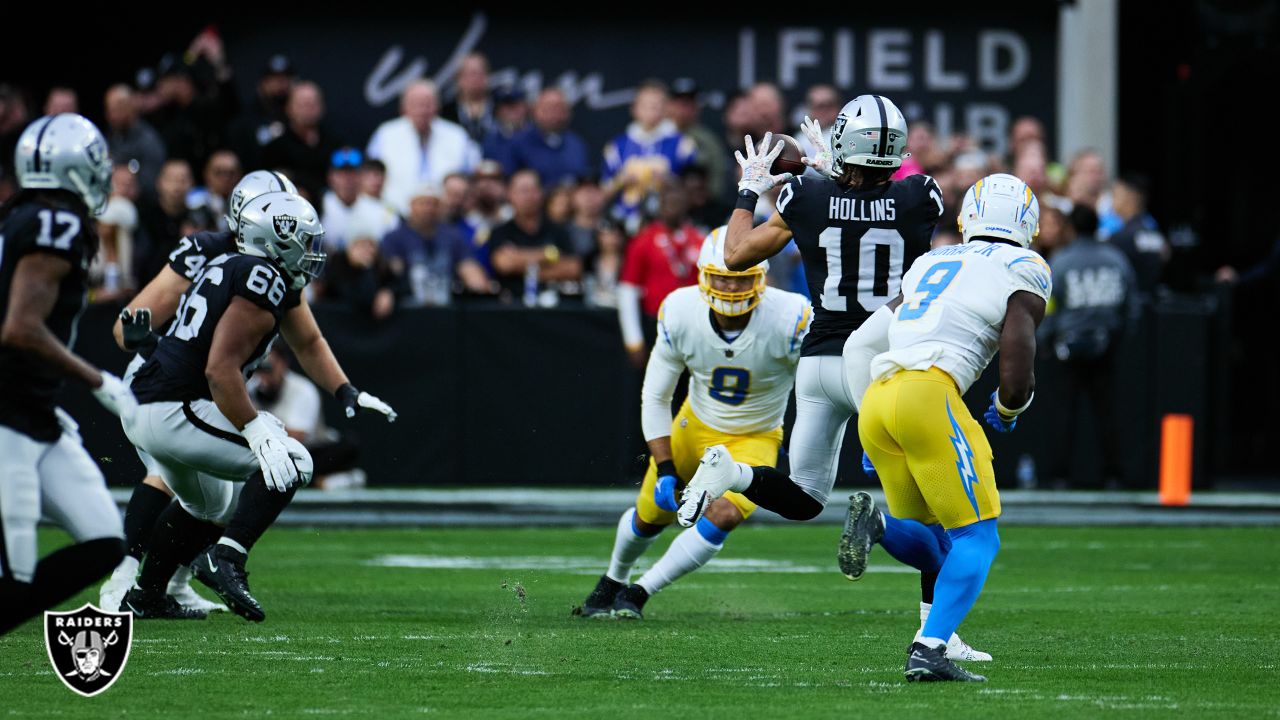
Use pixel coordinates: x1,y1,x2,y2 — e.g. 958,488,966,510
697,226,768,317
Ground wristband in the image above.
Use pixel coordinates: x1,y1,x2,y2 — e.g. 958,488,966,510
335,383,359,406
994,390,1034,419
734,190,759,212
656,459,678,479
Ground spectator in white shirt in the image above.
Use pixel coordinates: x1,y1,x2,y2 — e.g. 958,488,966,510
321,146,397,251
366,79,481,216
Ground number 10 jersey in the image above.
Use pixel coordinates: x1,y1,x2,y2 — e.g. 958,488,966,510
777,173,943,357
132,252,301,404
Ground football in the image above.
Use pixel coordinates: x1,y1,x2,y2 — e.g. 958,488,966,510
769,133,807,176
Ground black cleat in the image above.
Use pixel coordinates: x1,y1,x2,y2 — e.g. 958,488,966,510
122,587,207,620
612,584,650,620
192,545,265,622
576,575,624,618
838,491,885,581
904,641,987,682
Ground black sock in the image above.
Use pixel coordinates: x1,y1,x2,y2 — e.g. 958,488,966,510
221,473,299,554
137,504,222,594
123,484,173,560
921,571,938,604
741,466,825,521
0,537,124,636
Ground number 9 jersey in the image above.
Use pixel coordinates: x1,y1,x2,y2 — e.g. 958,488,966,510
873,240,1053,395
131,252,301,404
777,173,943,356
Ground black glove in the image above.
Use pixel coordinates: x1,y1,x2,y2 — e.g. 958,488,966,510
120,308,158,353
335,382,398,422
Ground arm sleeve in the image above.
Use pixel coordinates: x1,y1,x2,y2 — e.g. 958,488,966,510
639,303,683,441
617,283,645,348
843,304,893,412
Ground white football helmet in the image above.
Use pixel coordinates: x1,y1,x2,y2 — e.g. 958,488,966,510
697,225,768,317
829,95,909,171
226,170,297,232
15,114,112,214
235,192,326,290
957,173,1040,249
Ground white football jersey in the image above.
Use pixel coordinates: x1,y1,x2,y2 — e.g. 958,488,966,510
641,286,811,437
870,241,1052,393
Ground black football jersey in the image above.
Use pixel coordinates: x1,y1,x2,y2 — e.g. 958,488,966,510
131,252,301,404
778,173,943,356
135,230,238,349
167,230,236,282
0,191,99,441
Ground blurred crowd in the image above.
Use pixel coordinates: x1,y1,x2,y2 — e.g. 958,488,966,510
0,32,1186,334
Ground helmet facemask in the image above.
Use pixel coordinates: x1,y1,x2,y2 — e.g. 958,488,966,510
699,266,766,317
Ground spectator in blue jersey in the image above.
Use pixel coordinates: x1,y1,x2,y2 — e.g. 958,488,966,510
381,183,491,305
481,87,530,175
507,88,590,187
601,80,697,234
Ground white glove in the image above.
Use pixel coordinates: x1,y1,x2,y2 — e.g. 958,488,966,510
92,371,137,422
242,415,299,492
735,132,793,195
799,116,838,178
349,391,397,423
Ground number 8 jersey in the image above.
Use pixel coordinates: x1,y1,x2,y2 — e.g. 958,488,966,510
131,252,301,404
642,286,811,438
777,173,942,356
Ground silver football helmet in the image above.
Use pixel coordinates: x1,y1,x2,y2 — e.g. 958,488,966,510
829,95,909,171
226,170,297,232
235,192,326,290
15,114,112,214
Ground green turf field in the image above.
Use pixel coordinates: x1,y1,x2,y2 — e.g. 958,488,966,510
3,524,1277,718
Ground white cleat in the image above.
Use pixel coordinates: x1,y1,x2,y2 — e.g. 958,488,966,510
677,445,740,528
914,628,993,661
99,556,140,612
168,566,229,613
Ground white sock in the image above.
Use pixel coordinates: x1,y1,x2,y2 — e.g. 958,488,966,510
732,462,754,492
169,565,192,589
636,526,722,595
217,537,248,555
919,601,931,626
918,635,948,650
606,508,658,583
113,555,140,578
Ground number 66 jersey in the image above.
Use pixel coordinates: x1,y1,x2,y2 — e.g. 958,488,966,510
778,173,942,357
131,252,301,404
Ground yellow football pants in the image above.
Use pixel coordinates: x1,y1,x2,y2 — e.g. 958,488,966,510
635,400,783,526
857,367,1001,530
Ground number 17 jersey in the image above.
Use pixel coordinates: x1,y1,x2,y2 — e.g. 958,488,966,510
777,173,942,356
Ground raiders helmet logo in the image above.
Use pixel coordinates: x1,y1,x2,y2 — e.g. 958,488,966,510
84,136,107,165
44,604,133,697
831,115,848,148
273,215,298,239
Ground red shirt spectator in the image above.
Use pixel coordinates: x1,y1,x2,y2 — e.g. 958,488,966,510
620,220,701,315
617,184,701,366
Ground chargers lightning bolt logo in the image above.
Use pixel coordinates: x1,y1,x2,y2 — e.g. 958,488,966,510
945,398,982,520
